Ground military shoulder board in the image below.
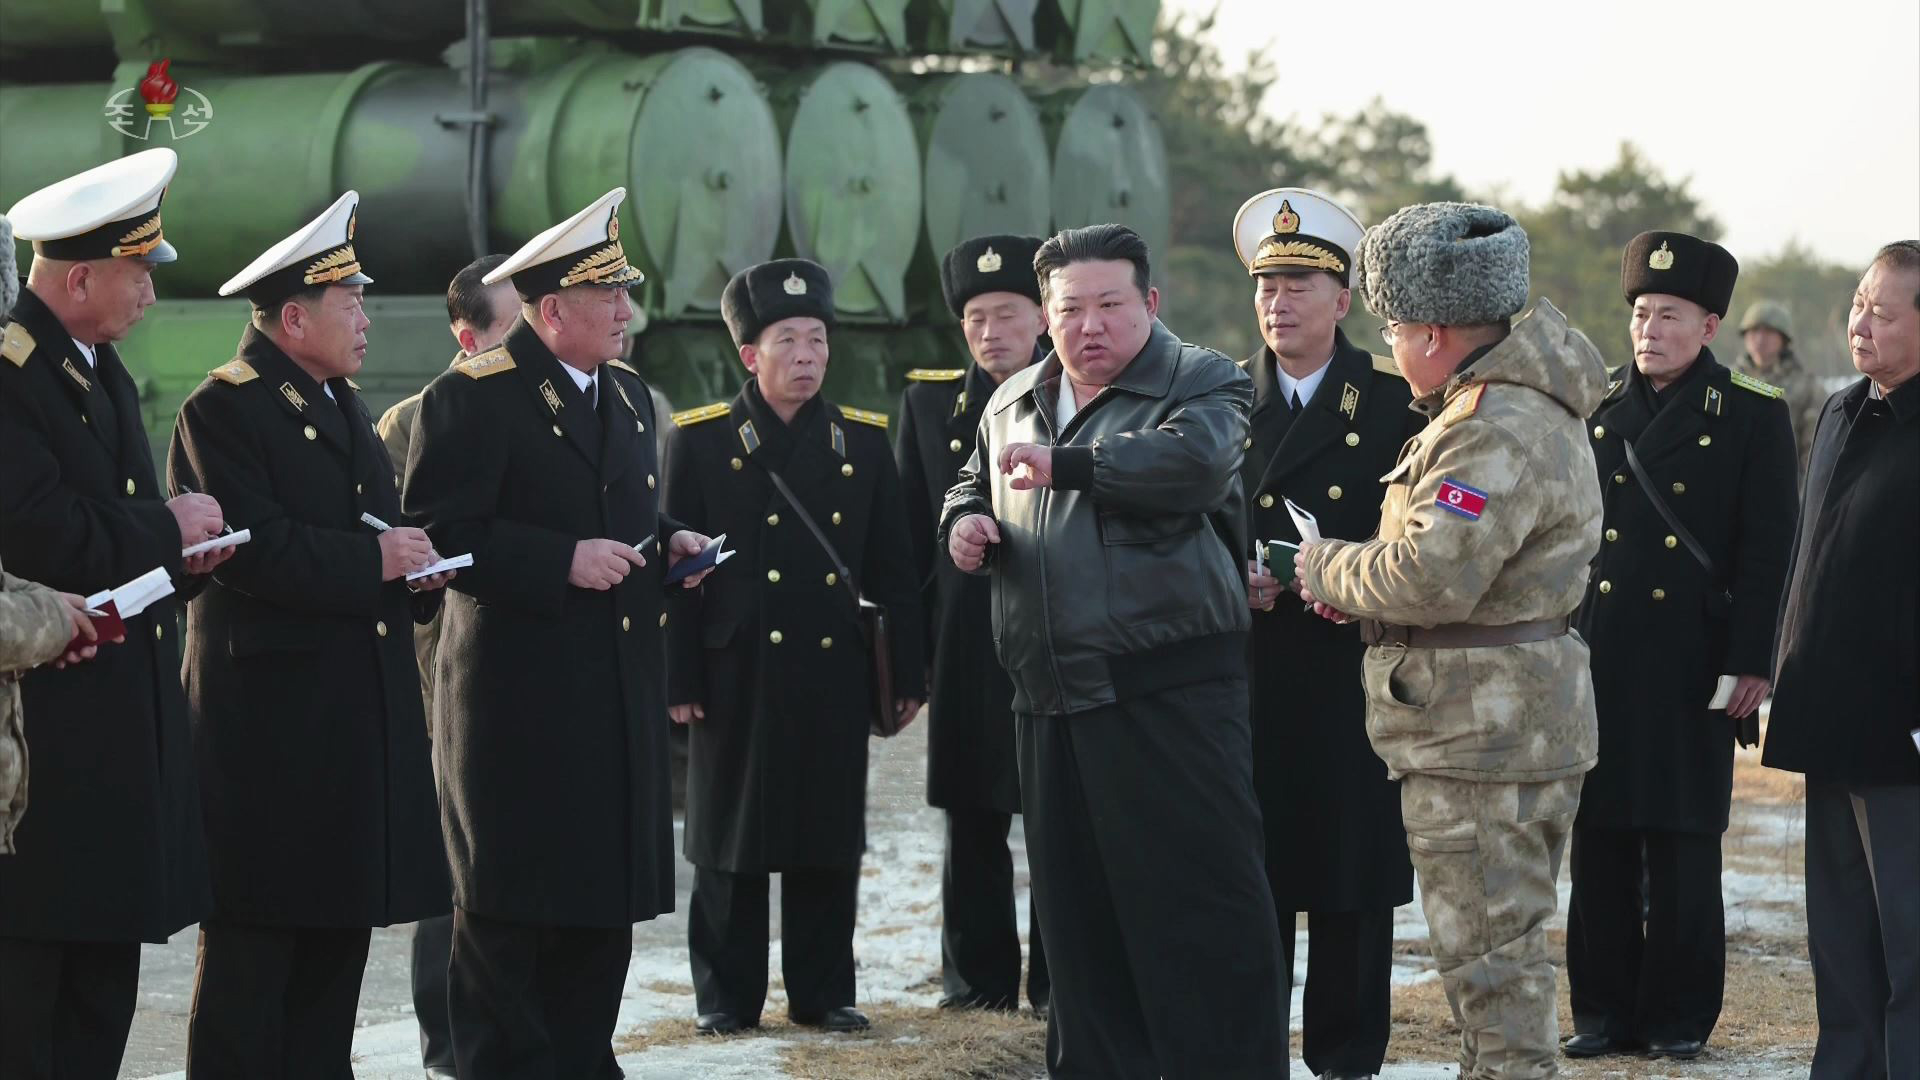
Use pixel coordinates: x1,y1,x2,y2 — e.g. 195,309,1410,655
1439,383,1487,427
1729,370,1784,399
605,358,641,377
840,406,889,429
1369,353,1403,379
671,402,730,427
457,348,516,378
208,360,260,385
905,368,963,382
1,322,35,367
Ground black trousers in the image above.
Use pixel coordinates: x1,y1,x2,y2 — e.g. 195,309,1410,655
447,907,630,1080
941,808,1049,1010
687,864,858,1022
1805,780,1920,1079
1277,907,1394,1075
0,937,140,1080
186,922,373,1079
412,914,457,1074
1566,827,1725,1044
1019,677,1286,1080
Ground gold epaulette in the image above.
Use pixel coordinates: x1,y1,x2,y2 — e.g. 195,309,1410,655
1439,383,1487,427
345,377,363,391
672,402,730,427
208,359,259,385
456,347,516,379
840,406,889,429
906,368,963,382
1729,370,1784,399
1370,353,1403,378
605,358,640,377
1,322,35,367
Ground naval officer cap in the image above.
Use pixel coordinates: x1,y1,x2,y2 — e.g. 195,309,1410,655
721,258,835,349
6,147,179,264
486,187,643,301
1622,231,1739,319
219,190,372,308
1232,187,1365,286
939,234,1044,317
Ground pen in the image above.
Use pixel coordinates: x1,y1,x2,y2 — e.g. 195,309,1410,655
360,512,393,532
177,482,234,535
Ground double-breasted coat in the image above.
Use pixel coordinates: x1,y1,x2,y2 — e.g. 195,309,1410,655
1240,330,1421,911
0,285,209,942
663,381,924,873
893,354,1037,814
405,318,681,927
167,326,449,927
1574,351,1796,834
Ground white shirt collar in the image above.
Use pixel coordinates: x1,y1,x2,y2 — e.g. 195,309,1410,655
1273,352,1335,408
558,362,596,396
72,339,97,369
1056,372,1078,427
321,381,336,402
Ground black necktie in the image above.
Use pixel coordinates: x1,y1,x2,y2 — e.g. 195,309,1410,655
585,377,598,411
1290,389,1303,414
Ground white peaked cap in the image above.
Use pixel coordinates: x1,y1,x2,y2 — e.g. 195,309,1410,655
1232,187,1366,285
7,147,180,263
219,190,371,299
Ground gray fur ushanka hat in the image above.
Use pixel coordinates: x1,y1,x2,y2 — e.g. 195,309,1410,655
1356,202,1530,325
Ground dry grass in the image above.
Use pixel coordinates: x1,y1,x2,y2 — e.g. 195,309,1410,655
616,1003,1047,1078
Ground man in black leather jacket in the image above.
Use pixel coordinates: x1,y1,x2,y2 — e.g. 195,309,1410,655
939,224,1286,1079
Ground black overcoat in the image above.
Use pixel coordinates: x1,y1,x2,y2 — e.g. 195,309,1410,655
0,285,209,942
168,326,449,927
1239,330,1420,911
663,381,924,873
894,354,1037,813
1574,351,1796,834
404,318,680,927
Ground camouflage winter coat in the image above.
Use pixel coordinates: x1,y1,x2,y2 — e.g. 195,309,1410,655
1301,299,1607,782
1,558,74,852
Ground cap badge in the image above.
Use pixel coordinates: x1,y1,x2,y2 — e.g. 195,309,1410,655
976,246,1002,273
607,207,619,242
346,207,357,240
1648,241,1674,271
1273,200,1300,235
783,272,807,296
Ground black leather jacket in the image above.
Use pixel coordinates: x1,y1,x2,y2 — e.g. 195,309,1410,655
937,321,1252,715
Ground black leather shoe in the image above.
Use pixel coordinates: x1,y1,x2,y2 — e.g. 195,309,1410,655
425,1070,459,1080
1563,1032,1625,1057
791,1006,870,1032
696,1012,755,1036
1648,1038,1705,1060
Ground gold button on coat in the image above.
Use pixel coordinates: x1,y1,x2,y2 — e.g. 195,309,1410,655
1327,485,1343,500
820,637,833,649
621,616,631,631
1258,494,1275,508
1243,437,1253,449
831,512,843,525
658,612,668,627
1592,425,1605,439
767,569,781,583
1665,535,1678,549
1672,482,1686,495
769,630,783,644
125,478,136,495
731,457,744,470
841,463,854,477
355,483,362,494
154,624,164,640
1345,432,1360,447
766,513,780,526
553,425,564,437
1598,581,1612,594
1605,528,1618,542
825,573,837,585
1651,588,1666,600
376,621,388,637
1613,474,1626,484
1697,435,1712,447
647,474,656,489
949,439,964,452
304,425,317,440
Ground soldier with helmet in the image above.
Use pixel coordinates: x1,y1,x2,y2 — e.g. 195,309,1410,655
1732,299,1824,477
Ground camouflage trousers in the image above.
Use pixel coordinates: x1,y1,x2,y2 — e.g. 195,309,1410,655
1402,772,1584,1080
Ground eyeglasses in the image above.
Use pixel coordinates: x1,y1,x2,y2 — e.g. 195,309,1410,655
1379,322,1403,346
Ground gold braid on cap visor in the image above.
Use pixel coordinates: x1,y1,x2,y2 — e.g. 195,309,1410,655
304,245,363,286
559,241,641,288
1252,238,1346,274
110,213,165,258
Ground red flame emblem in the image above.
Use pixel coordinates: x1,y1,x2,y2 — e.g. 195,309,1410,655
139,59,180,117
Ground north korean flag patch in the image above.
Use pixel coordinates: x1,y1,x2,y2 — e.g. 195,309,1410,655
1435,477,1489,520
